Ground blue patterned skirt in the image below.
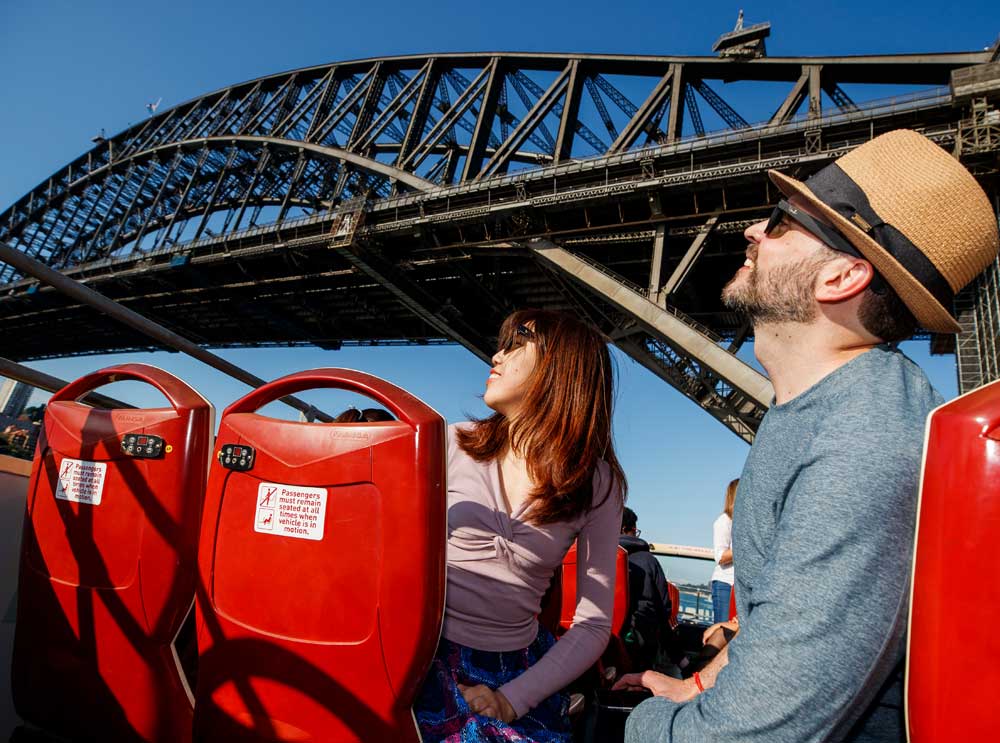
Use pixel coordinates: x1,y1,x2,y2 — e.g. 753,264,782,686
414,626,571,742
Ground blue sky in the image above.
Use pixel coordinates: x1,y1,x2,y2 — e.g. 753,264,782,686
1,1,997,582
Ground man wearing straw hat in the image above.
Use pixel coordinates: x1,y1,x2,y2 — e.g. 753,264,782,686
616,129,999,741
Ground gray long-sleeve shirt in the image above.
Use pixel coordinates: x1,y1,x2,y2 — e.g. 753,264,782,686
626,346,942,742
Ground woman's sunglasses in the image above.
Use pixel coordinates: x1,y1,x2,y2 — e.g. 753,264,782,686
498,324,536,353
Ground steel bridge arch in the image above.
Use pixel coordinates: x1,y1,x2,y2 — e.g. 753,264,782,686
78,137,437,194
10,136,436,269
2,49,988,279
2,45,998,441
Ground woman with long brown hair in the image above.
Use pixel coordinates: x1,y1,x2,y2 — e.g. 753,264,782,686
414,309,627,743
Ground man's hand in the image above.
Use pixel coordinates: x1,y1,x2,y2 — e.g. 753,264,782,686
612,671,699,703
457,683,517,723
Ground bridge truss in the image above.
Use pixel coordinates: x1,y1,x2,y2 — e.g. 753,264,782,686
1,47,999,441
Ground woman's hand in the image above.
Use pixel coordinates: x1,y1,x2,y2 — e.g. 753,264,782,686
702,619,739,645
612,671,699,703
457,683,517,723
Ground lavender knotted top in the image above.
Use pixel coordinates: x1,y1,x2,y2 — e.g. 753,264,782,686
442,423,623,717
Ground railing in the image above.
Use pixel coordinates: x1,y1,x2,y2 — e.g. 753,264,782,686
410,85,953,200
676,585,714,623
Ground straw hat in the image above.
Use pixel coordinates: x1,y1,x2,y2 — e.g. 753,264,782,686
768,129,998,333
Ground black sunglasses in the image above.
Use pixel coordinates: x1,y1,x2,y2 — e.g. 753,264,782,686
765,200,885,294
498,323,536,353
335,407,395,423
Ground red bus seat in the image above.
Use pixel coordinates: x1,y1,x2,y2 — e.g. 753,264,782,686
12,364,213,742
667,582,680,629
907,379,1000,740
537,569,562,637
559,543,630,672
192,369,446,743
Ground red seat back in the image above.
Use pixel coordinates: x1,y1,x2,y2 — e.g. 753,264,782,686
556,543,630,676
537,570,562,636
193,369,446,743
559,543,629,637
667,582,680,629
907,380,1000,740
12,364,212,743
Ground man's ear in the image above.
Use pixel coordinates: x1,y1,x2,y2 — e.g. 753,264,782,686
815,257,875,303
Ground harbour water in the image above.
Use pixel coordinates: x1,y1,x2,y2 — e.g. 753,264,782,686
677,586,714,622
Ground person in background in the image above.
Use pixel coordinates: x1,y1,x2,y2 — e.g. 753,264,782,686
619,507,673,671
616,129,999,741
710,479,738,624
414,309,627,743
333,407,394,422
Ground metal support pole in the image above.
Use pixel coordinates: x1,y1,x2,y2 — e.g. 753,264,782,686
808,65,823,118
648,224,666,299
658,214,719,303
0,356,131,409
0,241,332,422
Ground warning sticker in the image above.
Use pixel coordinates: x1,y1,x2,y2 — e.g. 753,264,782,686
55,458,108,506
253,482,327,541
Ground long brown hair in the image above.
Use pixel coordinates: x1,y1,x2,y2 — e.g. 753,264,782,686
457,309,627,525
724,479,739,519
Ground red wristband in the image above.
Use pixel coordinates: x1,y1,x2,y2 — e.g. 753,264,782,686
693,672,705,693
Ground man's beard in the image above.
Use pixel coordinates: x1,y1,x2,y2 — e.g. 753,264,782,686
722,253,828,325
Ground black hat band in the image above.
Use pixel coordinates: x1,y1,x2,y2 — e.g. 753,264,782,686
803,163,955,310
